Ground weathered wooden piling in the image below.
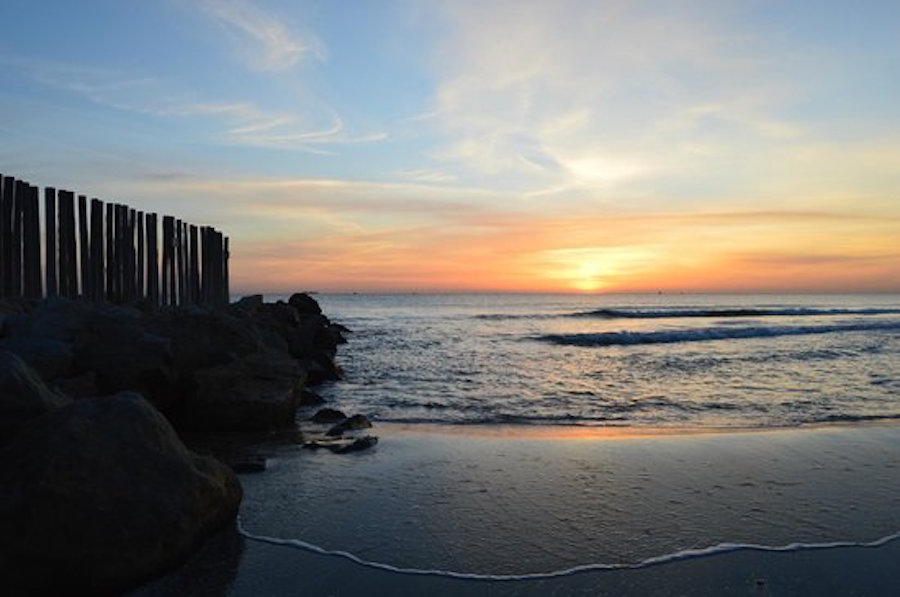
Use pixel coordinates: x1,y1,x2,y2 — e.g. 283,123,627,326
1,174,230,308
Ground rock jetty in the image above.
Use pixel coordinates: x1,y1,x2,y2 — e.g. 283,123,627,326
0,292,355,594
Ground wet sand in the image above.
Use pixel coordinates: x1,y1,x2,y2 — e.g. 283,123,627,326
135,422,900,595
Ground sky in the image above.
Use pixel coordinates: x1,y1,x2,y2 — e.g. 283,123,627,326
1,0,899,294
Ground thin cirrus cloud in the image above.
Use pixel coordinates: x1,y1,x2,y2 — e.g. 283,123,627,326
21,60,383,153
199,0,326,71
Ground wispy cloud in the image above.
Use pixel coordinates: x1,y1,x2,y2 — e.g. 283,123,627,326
25,62,384,152
416,0,852,204
200,0,325,71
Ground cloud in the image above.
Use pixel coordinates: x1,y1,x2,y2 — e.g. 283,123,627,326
26,62,385,152
415,0,881,207
200,0,325,71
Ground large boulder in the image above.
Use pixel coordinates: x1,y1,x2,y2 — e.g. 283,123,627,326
0,392,242,595
72,323,176,405
288,292,322,315
182,354,307,431
0,351,70,443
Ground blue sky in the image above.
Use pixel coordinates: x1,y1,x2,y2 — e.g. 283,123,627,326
1,1,899,292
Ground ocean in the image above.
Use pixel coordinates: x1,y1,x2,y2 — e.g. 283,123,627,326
313,293,900,428
226,293,900,588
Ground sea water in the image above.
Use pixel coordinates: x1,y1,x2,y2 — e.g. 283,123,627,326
313,293,900,428
236,293,900,579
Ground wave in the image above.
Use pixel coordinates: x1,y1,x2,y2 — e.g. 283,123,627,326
574,307,900,319
472,307,900,322
238,519,900,581
537,321,900,348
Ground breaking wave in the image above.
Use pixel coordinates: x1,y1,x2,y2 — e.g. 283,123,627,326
238,519,900,581
537,321,900,348
572,307,900,319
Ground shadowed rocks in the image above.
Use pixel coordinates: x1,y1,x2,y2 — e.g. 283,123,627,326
0,293,348,433
0,392,242,595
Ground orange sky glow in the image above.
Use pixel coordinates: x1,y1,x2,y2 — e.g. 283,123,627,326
4,1,900,294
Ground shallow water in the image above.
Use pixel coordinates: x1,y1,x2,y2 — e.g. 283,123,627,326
231,293,900,586
311,293,900,428
240,425,900,575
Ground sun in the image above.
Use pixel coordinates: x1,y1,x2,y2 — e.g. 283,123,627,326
538,246,658,293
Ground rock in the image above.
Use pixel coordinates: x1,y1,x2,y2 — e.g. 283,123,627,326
182,354,306,432
301,435,377,454
326,414,373,437
73,322,176,411
0,392,242,595
302,353,342,385
233,294,264,310
53,370,100,400
228,456,267,474
0,335,74,380
331,322,352,334
315,324,347,350
160,308,269,373
286,314,329,358
0,352,71,443
311,407,346,424
332,436,378,454
288,292,322,315
299,388,325,406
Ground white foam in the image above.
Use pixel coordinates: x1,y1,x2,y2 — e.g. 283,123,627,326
540,320,900,348
236,519,900,581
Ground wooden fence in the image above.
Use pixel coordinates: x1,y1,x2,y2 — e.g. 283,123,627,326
0,173,229,307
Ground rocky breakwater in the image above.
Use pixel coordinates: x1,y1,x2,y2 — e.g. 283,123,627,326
0,292,346,432
0,292,353,594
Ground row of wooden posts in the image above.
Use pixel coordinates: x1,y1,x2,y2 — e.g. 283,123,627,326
0,173,229,307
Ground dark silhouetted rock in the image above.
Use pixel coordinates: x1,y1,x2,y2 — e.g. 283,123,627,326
332,436,378,453
233,294,264,312
183,354,306,432
0,351,70,443
302,352,342,385
299,388,325,406
326,414,373,437
311,407,346,424
0,392,242,595
0,293,346,434
73,322,176,410
288,292,322,315
228,456,267,474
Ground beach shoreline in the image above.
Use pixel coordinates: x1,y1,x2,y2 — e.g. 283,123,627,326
136,419,900,595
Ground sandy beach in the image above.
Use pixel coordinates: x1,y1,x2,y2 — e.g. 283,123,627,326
135,421,900,595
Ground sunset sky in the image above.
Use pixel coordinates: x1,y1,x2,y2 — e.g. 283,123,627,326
1,0,899,293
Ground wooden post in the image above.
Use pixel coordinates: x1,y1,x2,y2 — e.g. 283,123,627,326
181,222,189,304
2,176,16,296
11,180,24,297
44,188,57,297
213,230,224,308
22,185,41,299
3,177,16,296
161,216,173,306
0,175,7,297
223,236,230,306
136,212,144,299
200,226,209,305
126,208,135,302
105,203,113,301
90,199,103,301
78,195,89,298
188,225,199,304
175,219,183,306
58,190,77,299
114,205,124,303
147,214,159,306
0,175,4,296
